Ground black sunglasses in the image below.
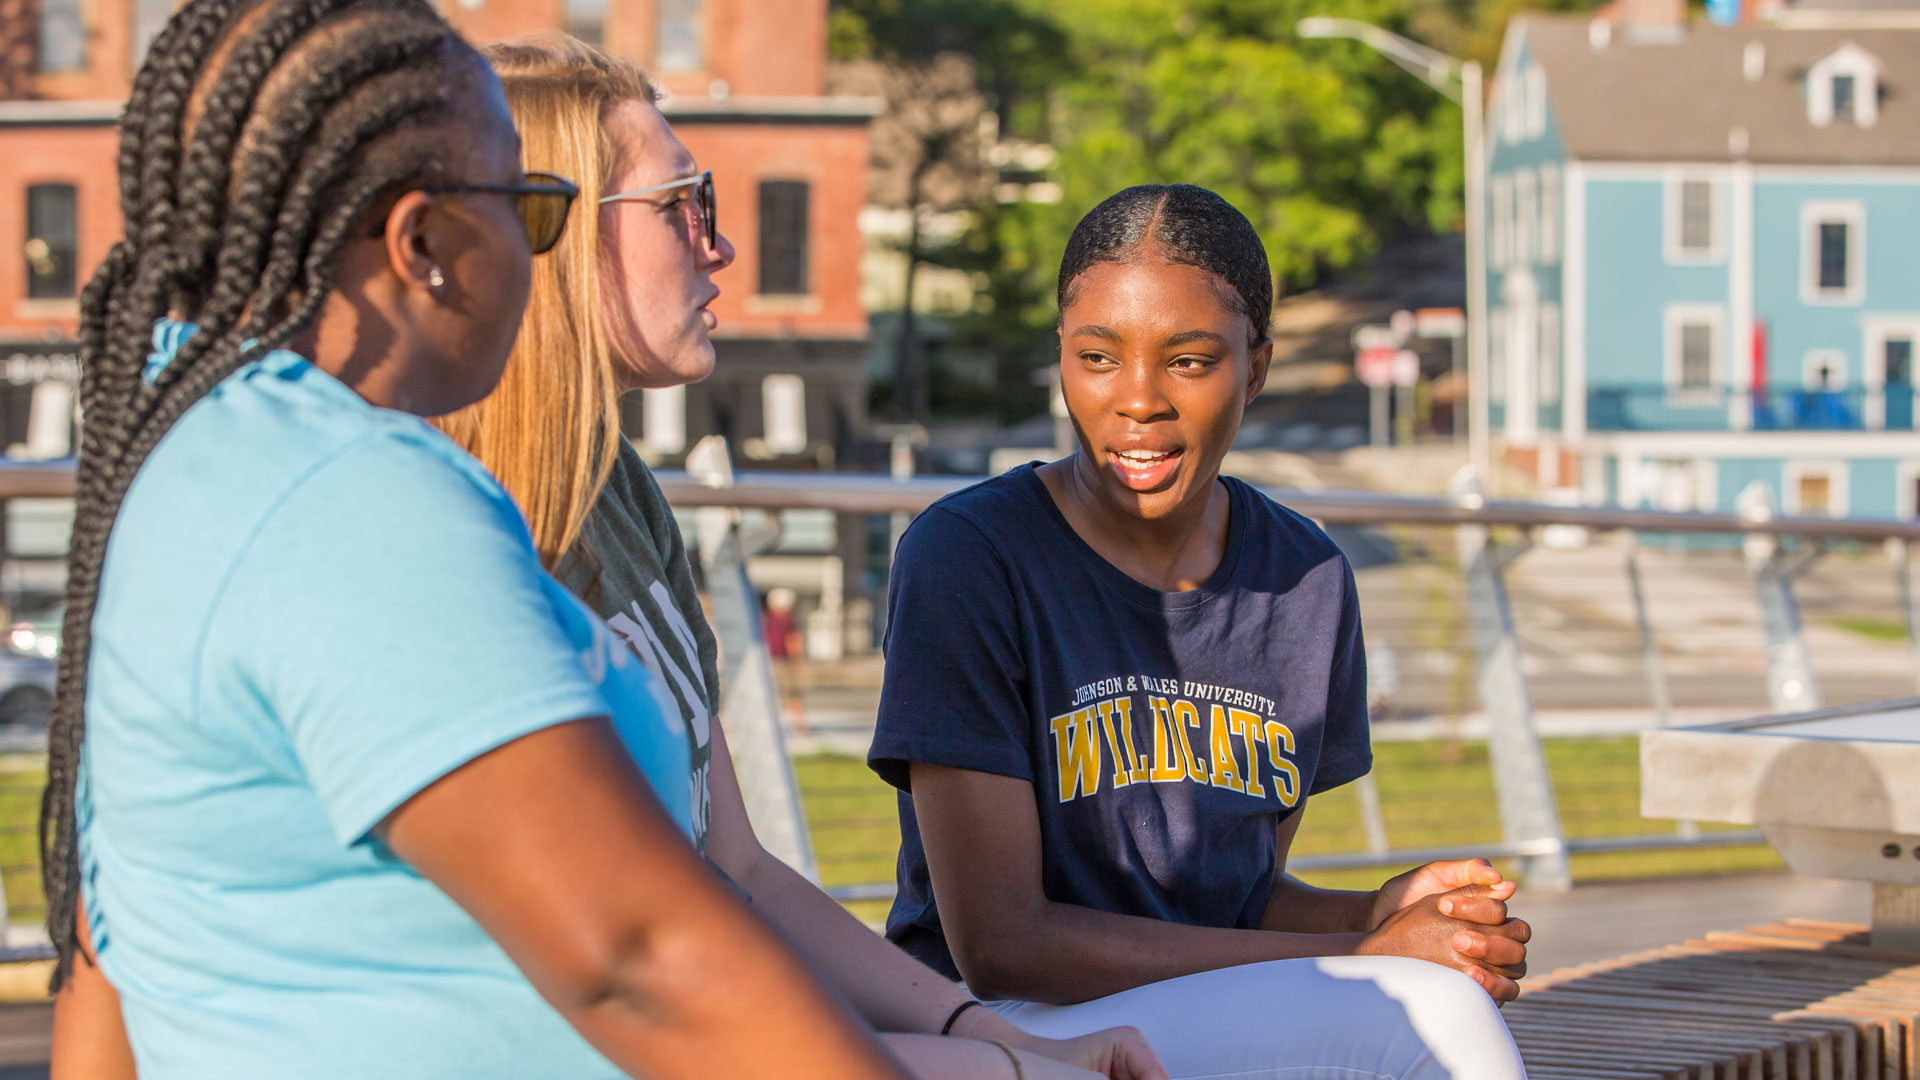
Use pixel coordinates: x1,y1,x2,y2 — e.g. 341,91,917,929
599,169,717,251
420,172,581,255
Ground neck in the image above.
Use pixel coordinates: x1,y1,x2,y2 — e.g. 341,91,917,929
294,296,442,416
1047,453,1229,592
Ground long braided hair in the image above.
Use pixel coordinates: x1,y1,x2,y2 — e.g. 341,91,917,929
41,0,490,988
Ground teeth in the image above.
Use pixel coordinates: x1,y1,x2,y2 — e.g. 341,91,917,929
1116,450,1170,464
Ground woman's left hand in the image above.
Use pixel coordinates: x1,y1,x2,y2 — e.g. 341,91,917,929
1369,859,1516,930
1009,1026,1169,1080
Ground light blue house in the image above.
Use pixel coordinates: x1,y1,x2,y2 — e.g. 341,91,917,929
1488,6,1920,520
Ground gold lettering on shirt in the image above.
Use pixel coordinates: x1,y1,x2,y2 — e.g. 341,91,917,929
1265,719,1301,807
1095,698,1132,790
1207,705,1245,792
1049,707,1104,802
1229,708,1266,798
1173,700,1208,783
1114,697,1150,784
1148,697,1187,783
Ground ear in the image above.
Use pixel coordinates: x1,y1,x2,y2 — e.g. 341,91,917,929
379,190,444,294
1246,336,1274,398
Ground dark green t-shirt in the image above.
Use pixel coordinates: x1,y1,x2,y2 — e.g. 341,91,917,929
558,437,719,851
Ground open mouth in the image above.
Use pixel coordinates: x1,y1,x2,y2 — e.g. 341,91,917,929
1107,447,1183,490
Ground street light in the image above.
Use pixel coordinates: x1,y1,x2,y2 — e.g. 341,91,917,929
1298,17,1490,481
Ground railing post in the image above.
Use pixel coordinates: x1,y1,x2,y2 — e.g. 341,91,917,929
1623,533,1674,728
686,437,820,881
1738,482,1822,714
1450,470,1572,890
1894,540,1920,697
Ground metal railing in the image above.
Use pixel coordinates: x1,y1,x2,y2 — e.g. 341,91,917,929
4,458,1919,912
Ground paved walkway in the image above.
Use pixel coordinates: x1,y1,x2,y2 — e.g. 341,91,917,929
0,871,1871,1077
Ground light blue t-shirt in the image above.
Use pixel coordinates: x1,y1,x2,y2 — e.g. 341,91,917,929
79,322,692,1079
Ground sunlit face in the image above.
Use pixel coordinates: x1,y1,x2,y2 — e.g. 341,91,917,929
1057,255,1271,520
599,99,736,389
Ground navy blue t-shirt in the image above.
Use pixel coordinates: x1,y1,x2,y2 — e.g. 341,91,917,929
868,464,1371,982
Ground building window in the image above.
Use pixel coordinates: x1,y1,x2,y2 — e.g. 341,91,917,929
1807,45,1880,127
1784,461,1848,517
1665,305,1723,393
1539,164,1561,265
565,0,608,46
1803,202,1864,303
656,0,704,72
640,385,687,455
1538,302,1561,404
1665,176,1719,261
37,0,87,73
758,180,810,296
1513,169,1535,266
1832,74,1856,123
1489,175,1512,268
762,374,807,454
25,184,78,300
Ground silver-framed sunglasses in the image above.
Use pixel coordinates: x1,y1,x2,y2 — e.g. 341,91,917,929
600,169,715,250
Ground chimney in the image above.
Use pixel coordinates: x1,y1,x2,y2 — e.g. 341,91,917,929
1620,0,1687,39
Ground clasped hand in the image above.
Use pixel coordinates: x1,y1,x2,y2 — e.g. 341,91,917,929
1358,859,1531,1003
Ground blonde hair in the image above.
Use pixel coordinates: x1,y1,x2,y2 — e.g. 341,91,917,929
432,34,659,570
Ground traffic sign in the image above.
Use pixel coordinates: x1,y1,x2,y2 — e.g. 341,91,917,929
1357,347,1420,389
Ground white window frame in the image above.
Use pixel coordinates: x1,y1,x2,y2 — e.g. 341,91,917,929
1802,200,1866,305
640,385,688,455
1513,169,1536,266
1801,348,1848,390
1897,459,1920,519
1663,173,1722,263
1807,45,1880,128
761,373,808,454
1862,316,1920,430
1539,301,1562,405
1664,303,1725,399
1490,174,1513,268
1539,163,1561,265
1783,459,1850,517
1524,64,1548,140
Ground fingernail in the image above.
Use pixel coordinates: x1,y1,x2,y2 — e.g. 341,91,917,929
1439,899,1454,914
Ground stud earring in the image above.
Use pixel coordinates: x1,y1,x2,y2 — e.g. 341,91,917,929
427,265,446,289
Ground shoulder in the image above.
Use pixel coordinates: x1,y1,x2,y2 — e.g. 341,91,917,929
1229,477,1343,555
896,468,1042,566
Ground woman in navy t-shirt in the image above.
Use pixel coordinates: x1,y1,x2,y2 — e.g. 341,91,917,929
870,185,1531,1080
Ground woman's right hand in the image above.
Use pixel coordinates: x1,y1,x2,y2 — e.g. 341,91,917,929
1354,886,1530,1002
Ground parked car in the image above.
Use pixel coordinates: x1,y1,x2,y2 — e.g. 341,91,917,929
0,605,60,729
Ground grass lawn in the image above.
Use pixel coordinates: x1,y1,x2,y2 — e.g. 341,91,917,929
1828,615,1913,644
796,736,1780,920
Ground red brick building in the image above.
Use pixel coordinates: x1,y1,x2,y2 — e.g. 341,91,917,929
0,0,878,465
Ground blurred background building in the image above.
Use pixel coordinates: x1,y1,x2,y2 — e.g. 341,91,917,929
1488,0,1920,520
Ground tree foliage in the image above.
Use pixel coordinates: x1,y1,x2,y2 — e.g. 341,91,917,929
833,0,1561,419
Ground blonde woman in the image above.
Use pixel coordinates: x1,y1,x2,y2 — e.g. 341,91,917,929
438,35,1165,1080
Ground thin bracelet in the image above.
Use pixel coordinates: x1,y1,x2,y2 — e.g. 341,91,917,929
939,998,983,1036
985,1039,1026,1080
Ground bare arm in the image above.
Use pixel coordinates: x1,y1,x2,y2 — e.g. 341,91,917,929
50,899,137,1080
706,722,1165,1079
1257,805,1377,935
382,717,909,1080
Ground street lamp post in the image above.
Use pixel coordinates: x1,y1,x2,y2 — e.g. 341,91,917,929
1297,17,1489,481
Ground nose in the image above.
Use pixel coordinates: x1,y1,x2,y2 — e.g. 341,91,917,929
702,229,736,271
1115,355,1175,424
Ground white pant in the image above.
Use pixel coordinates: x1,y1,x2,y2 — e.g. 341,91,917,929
985,956,1527,1080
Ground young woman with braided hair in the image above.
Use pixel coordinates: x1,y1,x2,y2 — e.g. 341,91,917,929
43,3,914,1078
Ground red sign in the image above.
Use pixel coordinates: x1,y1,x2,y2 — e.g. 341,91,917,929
1357,347,1419,389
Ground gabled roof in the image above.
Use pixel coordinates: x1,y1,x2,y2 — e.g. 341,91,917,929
1519,14,1920,164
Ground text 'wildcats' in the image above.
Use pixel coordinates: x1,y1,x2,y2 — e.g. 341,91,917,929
1048,694,1300,806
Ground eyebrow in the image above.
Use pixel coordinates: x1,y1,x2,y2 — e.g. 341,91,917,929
1163,329,1230,347
1067,324,1124,342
